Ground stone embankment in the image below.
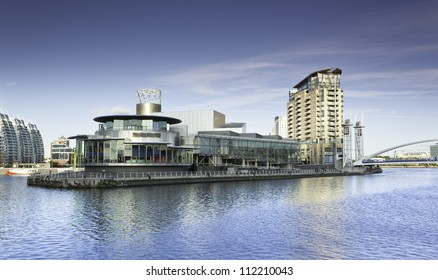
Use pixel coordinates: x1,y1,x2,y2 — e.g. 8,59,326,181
27,167,380,188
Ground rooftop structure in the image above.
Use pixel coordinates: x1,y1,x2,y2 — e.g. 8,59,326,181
153,109,246,146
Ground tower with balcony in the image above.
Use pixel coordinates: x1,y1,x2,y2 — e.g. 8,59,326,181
287,68,343,165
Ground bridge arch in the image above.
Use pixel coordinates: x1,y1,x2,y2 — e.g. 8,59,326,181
353,138,438,166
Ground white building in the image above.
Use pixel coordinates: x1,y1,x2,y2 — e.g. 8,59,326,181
271,116,288,139
394,150,430,159
154,109,246,145
50,136,73,166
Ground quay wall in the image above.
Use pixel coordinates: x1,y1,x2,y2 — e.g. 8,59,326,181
27,168,378,188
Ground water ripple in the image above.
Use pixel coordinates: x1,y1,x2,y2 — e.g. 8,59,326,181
1,168,438,259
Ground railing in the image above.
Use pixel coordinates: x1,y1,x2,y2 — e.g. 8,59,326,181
32,168,343,181
362,158,438,164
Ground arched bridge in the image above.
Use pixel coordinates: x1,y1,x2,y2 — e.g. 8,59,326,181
353,139,438,166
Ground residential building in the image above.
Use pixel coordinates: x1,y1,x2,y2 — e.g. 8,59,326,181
287,68,343,165
0,113,44,166
271,116,288,139
50,136,74,167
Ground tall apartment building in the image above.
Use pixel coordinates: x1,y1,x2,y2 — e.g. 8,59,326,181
271,116,288,139
0,113,44,165
287,68,343,165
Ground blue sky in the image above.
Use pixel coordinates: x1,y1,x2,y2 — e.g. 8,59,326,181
1,0,438,157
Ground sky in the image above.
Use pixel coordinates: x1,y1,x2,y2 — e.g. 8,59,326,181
1,0,438,157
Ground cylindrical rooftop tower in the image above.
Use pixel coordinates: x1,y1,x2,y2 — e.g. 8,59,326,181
136,89,162,115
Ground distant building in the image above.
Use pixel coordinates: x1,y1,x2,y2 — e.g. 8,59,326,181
271,116,288,139
287,68,344,165
394,150,430,159
50,136,73,167
0,113,44,166
430,144,438,158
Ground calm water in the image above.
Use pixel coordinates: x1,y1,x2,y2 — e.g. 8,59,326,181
1,168,437,260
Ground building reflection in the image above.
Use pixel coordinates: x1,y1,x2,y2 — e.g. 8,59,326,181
285,177,348,259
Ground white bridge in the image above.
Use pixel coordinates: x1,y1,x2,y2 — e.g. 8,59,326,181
353,139,438,166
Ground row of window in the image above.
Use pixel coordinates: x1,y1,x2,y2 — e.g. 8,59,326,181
76,140,192,165
99,120,168,132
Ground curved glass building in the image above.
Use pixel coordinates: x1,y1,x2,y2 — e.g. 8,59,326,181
71,89,194,172
71,89,301,173
0,113,45,165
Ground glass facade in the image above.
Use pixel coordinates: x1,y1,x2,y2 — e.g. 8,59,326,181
74,115,193,168
194,134,301,167
78,140,192,165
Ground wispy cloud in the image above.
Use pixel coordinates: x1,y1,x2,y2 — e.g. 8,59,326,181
153,56,294,110
347,89,438,100
5,81,17,86
90,106,133,116
149,40,438,113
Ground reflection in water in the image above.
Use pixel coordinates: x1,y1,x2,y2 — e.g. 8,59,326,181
287,177,347,259
1,168,438,259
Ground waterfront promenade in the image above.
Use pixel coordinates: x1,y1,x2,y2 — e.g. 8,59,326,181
27,167,380,188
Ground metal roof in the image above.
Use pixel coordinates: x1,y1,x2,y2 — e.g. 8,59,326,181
93,114,182,125
293,68,342,89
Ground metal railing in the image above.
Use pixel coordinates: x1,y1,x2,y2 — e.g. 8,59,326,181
31,168,343,181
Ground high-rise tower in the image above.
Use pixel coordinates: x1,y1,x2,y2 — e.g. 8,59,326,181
287,68,343,165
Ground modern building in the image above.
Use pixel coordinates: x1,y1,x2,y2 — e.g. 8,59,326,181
394,150,430,159
430,144,438,159
50,136,74,167
70,89,301,172
70,89,194,173
287,68,344,165
194,131,300,169
153,110,246,146
0,113,44,166
271,115,288,139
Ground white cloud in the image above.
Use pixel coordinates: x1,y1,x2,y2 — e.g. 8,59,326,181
5,81,17,86
110,106,133,114
346,89,438,100
90,106,133,116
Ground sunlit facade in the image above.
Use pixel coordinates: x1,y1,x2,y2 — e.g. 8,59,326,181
0,113,44,165
287,68,344,165
50,136,74,167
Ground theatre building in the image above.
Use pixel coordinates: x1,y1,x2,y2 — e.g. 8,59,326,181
70,89,301,173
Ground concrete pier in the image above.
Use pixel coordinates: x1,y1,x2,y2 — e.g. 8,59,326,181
27,167,381,188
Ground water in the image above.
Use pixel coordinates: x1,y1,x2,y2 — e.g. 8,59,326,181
1,168,437,260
